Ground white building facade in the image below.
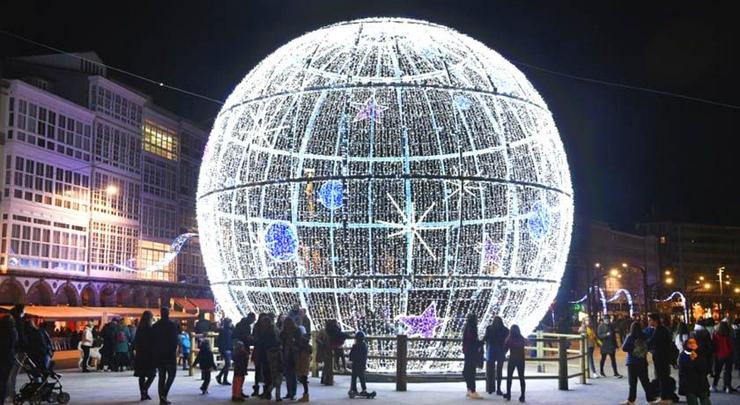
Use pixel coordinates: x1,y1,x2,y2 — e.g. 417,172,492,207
0,52,209,307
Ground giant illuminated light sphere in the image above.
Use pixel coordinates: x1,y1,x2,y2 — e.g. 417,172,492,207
197,18,573,372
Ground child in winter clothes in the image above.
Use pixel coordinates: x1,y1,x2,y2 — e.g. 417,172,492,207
266,346,285,402
232,341,249,402
348,331,369,395
179,330,192,371
191,340,216,394
679,337,711,405
296,334,312,402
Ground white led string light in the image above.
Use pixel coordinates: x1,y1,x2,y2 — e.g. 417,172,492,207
196,17,573,372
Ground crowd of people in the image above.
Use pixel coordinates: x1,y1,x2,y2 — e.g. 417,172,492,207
4,301,740,405
461,314,530,402
579,313,740,405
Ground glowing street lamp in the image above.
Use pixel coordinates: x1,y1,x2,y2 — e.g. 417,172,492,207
665,277,674,285
703,283,711,290
105,185,118,195
664,270,671,276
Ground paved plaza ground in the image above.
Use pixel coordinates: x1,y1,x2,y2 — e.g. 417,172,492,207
52,360,740,405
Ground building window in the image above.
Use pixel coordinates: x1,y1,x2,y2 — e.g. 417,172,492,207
143,121,179,161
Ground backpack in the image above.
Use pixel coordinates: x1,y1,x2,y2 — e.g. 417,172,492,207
632,338,647,359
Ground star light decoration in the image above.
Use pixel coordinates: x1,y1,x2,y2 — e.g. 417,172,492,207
376,193,447,260
398,302,442,338
352,97,388,123
197,18,574,373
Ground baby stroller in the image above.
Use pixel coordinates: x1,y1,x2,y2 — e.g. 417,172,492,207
13,355,70,405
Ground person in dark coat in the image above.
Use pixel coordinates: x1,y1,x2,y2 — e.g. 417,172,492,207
679,337,711,405
27,321,54,372
151,307,179,405
0,314,18,404
348,331,369,395
483,316,509,395
134,311,156,401
259,317,281,400
462,313,482,399
99,319,118,371
504,324,528,402
280,318,301,400
194,313,211,335
192,340,217,395
597,315,622,378
233,313,256,348
232,341,249,401
622,321,651,405
711,321,735,392
325,319,347,371
647,313,674,402
251,314,269,396
216,318,234,386
7,305,27,400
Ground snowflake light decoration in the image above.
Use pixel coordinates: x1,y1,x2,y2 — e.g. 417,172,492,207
197,17,574,373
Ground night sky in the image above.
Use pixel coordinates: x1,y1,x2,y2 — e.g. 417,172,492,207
2,0,738,229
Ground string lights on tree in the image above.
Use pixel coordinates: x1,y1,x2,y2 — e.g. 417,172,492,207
196,17,573,372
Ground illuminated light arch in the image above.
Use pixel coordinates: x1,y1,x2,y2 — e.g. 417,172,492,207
197,17,573,372
655,291,688,322
606,289,634,317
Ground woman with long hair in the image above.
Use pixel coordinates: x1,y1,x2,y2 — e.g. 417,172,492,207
504,324,528,402
621,321,650,405
483,316,509,395
133,311,156,401
462,313,482,399
673,320,690,353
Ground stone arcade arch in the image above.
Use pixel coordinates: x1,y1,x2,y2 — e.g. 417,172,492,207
116,285,133,307
26,280,53,306
81,285,97,306
54,283,79,306
99,285,117,307
0,279,25,304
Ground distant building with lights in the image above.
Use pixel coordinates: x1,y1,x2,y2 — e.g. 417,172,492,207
567,219,659,313
0,52,209,307
638,222,740,300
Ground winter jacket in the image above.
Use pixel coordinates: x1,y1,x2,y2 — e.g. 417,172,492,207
192,345,216,370
134,326,156,377
505,335,528,363
597,322,617,354
233,348,249,376
114,325,131,353
462,326,481,357
349,339,368,372
233,319,252,346
579,324,597,349
179,332,192,354
647,325,672,364
0,316,18,364
217,326,233,353
712,333,733,360
484,324,509,361
296,336,312,376
151,318,179,367
621,334,648,366
678,350,709,396
267,346,284,382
